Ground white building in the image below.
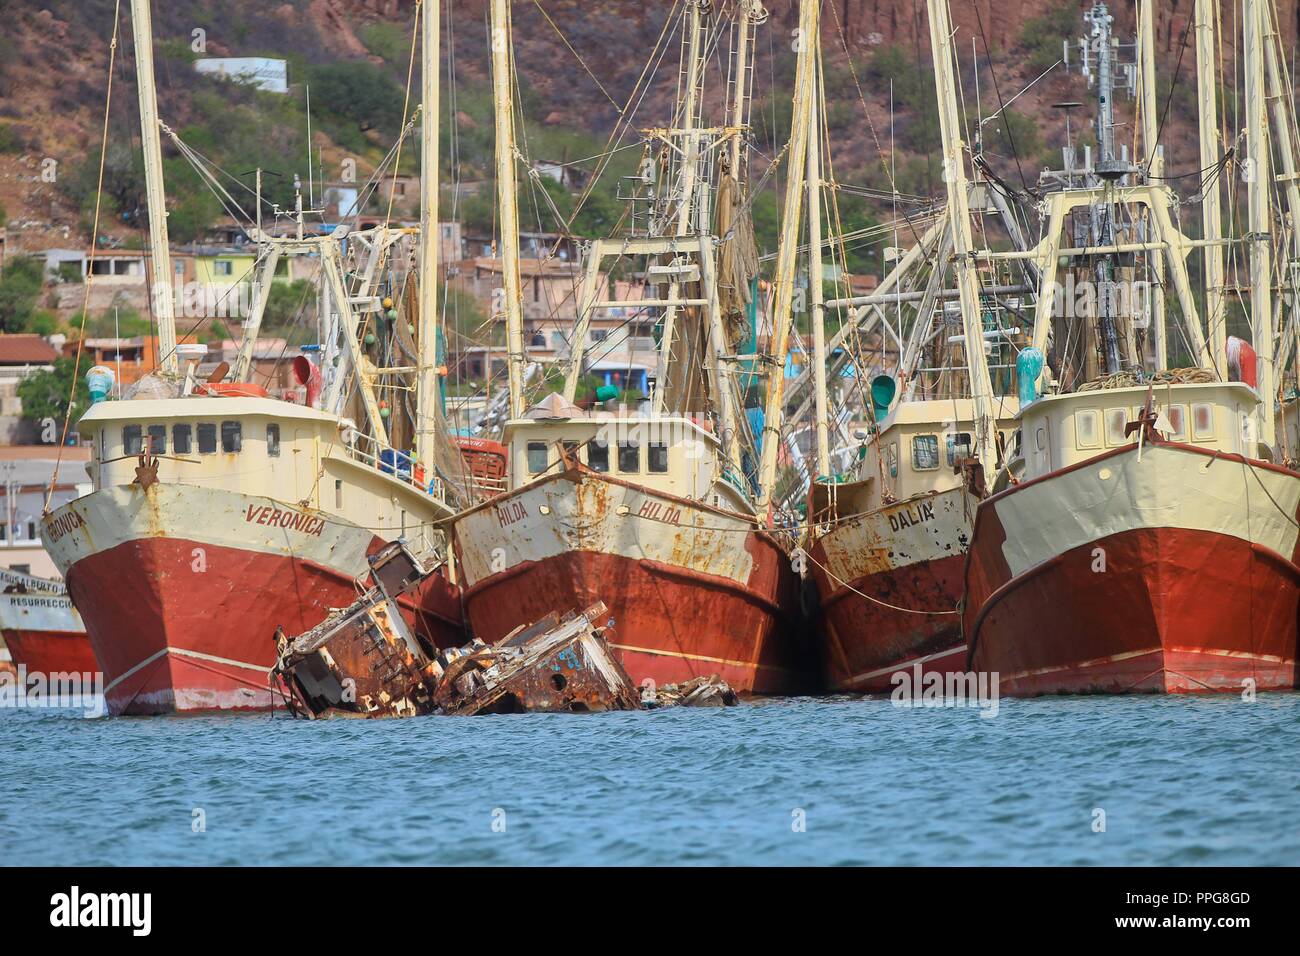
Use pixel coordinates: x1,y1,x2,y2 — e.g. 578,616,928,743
194,57,289,94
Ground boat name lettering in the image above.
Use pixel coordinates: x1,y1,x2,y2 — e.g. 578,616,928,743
42,511,86,543
4,595,73,609
496,501,529,527
244,505,325,536
888,501,936,532
637,500,682,525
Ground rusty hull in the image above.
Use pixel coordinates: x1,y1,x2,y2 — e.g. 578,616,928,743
272,600,438,718
432,602,642,715
274,588,644,717
274,535,730,718
272,541,444,719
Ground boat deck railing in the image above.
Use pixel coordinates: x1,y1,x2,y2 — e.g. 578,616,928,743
343,431,446,500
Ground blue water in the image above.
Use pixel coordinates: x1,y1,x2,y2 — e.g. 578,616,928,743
2,694,1298,865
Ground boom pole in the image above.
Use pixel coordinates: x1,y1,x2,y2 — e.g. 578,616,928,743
129,0,178,375
755,0,817,513
807,32,829,479
927,0,997,471
1195,0,1227,379
491,0,526,420
1245,0,1276,448
1137,0,1167,369
417,0,442,479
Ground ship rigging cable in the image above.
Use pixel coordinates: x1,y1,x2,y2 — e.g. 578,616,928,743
801,547,959,616
44,0,124,516
970,0,1030,196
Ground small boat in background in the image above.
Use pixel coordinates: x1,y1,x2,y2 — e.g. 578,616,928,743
0,567,94,677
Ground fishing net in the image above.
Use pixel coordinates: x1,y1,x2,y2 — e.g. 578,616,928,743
1076,367,1216,391
715,171,758,349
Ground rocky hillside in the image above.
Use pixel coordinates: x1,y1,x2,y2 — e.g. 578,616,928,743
0,0,1293,253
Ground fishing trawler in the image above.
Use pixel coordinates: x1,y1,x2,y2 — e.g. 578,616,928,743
449,0,805,694
962,0,1300,694
39,0,468,714
795,0,1020,692
0,567,93,676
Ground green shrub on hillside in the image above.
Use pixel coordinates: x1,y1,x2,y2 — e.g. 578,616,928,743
1019,7,1080,76
0,122,23,153
18,355,90,428
262,279,316,332
361,22,411,64
0,255,45,333
307,61,407,150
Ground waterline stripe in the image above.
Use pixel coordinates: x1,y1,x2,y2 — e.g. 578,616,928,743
1002,646,1295,683
607,642,780,672
846,645,967,687
104,647,271,693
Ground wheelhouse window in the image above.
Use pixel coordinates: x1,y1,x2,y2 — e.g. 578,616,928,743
173,424,192,455
588,438,609,472
122,425,143,456
197,423,218,454
1075,410,1101,450
886,442,898,478
1105,408,1129,446
946,432,972,466
221,421,242,453
1192,403,1215,441
648,442,669,473
267,424,281,457
617,441,640,473
146,424,167,455
911,434,939,471
1164,404,1186,440
526,441,548,474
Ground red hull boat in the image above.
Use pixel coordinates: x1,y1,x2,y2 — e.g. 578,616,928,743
0,573,95,676
44,473,464,717
61,532,462,715
809,489,972,693
963,438,1300,695
453,468,807,696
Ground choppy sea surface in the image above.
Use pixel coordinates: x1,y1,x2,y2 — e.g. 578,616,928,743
2,694,1297,866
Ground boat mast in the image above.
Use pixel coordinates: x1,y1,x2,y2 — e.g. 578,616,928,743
806,24,830,479
926,0,997,470
1136,0,1167,370
727,2,764,178
417,0,441,479
1245,0,1276,448
641,0,707,415
1087,3,1125,376
755,0,816,513
1261,1,1300,388
129,0,178,376
490,0,526,420
1195,0,1227,379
